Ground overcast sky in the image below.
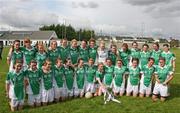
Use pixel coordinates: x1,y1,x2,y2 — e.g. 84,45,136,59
0,0,180,38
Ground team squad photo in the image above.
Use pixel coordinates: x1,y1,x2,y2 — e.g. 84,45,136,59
4,38,176,111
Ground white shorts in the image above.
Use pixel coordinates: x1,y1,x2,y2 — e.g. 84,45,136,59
113,80,125,94
41,88,54,103
11,99,24,107
139,82,152,95
153,82,168,97
28,94,41,106
86,83,95,93
54,87,66,99
126,78,139,94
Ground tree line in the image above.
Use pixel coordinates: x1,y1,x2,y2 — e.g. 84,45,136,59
39,24,95,41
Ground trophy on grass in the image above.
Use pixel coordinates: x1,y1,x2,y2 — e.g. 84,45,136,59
103,86,121,104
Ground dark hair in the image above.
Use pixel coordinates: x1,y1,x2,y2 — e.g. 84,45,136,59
64,58,71,64
77,58,84,64
148,57,155,62
153,42,159,48
163,44,169,48
12,40,20,51
142,44,149,48
131,58,139,64
30,59,37,64
82,40,87,44
159,57,166,62
132,41,138,46
106,57,112,62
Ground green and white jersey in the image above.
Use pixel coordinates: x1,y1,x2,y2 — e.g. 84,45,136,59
108,51,117,66
40,69,53,90
53,65,65,88
35,52,47,69
114,66,127,87
104,65,114,86
11,50,24,66
76,67,86,89
141,65,155,87
25,69,41,95
48,49,60,66
79,46,89,63
58,46,69,62
128,66,141,85
96,70,104,83
88,46,98,62
150,49,162,65
69,47,79,64
118,49,130,67
155,65,173,83
86,65,97,83
64,67,74,90
160,51,176,66
130,48,140,59
140,51,151,68
6,70,25,100
22,47,36,65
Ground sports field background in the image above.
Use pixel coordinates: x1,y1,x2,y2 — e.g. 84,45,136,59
0,47,180,113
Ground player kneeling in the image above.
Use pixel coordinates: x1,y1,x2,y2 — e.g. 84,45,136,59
25,60,41,107
6,60,25,111
126,58,141,97
152,57,174,102
85,58,97,96
113,59,127,96
74,58,86,98
64,58,75,99
53,58,66,102
41,59,54,105
95,63,104,96
139,58,155,97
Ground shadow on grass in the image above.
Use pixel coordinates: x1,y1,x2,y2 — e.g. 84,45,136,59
168,83,180,100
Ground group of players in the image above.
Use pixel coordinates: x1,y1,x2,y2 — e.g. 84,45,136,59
5,38,175,111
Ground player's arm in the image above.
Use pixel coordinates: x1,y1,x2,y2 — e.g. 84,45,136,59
5,73,10,98
7,47,13,65
163,71,174,85
154,74,160,83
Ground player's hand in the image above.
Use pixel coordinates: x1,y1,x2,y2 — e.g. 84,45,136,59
162,82,167,86
5,92,9,98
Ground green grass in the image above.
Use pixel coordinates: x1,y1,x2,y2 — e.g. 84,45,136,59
0,47,180,113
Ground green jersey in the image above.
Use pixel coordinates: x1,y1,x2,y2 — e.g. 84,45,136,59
48,49,59,66
88,46,98,62
25,69,41,95
11,50,24,66
69,47,79,64
79,47,89,62
35,52,47,69
22,47,36,65
130,48,140,59
86,65,97,83
114,66,126,86
76,67,86,89
96,70,104,82
118,49,130,67
155,65,172,83
6,70,25,100
140,51,151,68
141,65,155,87
64,67,74,90
128,66,141,85
59,46,69,62
53,65,65,88
104,65,114,85
108,51,117,66
150,49,162,65
160,51,175,66
40,69,53,90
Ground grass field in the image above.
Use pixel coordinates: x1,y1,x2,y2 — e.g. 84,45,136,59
0,47,180,113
